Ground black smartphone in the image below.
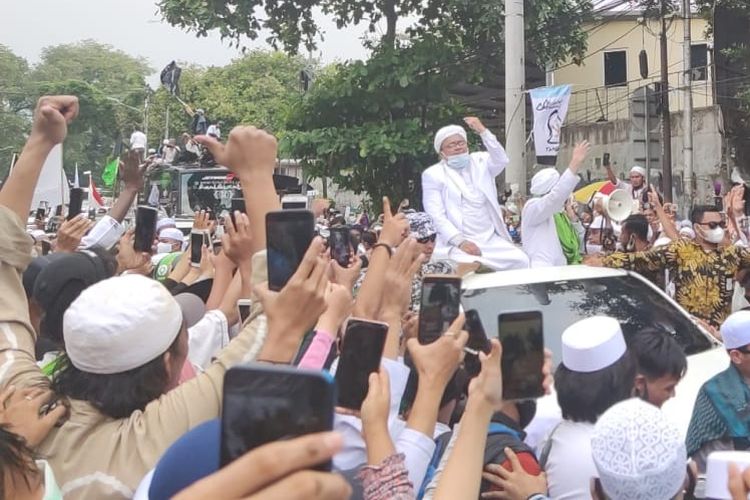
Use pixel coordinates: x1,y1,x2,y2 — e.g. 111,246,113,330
418,275,462,344
329,226,352,268
237,299,252,323
266,210,315,291
35,207,46,220
464,309,491,378
190,230,204,267
134,206,158,253
335,318,388,411
221,364,335,468
55,205,63,217
497,311,545,401
603,153,610,167
67,188,84,220
230,198,246,226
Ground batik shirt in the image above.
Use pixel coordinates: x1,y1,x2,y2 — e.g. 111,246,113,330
603,240,750,328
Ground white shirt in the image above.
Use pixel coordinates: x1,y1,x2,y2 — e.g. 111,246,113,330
615,178,646,201
522,169,580,268
542,420,597,500
207,124,221,138
130,131,147,150
187,310,229,369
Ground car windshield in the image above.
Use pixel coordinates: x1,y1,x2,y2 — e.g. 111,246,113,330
180,171,242,216
461,274,713,364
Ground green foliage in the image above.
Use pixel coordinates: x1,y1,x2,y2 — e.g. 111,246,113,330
0,45,31,177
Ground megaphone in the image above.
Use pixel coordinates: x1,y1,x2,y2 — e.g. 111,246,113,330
604,189,638,223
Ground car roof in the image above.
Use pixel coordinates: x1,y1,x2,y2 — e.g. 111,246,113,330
463,265,629,290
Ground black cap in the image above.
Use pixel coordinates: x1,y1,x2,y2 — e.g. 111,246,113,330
23,254,68,299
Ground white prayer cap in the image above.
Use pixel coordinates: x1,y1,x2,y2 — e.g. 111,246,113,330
530,168,560,196
705,451,750,499
679,227,696,240
562,316,626,373
592,398,686,500
434,125,467,153
720,311,750,349
591,216,606,230
63,274,183,374
156,218,177,233
629,166,647,178
160,228,184,243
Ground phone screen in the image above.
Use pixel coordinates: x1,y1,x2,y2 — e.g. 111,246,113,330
68,188,84,220
418,276,462,344
266,210,315,291
190,231,203,267
335,319,388,411
237,300,252,323
464,309,491,378
603,153,611,167
36,207,46,220
329,227,351,268
134,206,158,253
497,311,545,400
230,198,246,226
221,365,335,468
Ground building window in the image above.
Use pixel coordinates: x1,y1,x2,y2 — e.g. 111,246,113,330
690,44,708,81
604,51,628,87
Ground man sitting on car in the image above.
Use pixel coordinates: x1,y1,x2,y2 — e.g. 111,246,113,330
686,311,750,473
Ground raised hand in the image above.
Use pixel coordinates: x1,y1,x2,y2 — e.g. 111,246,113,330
378,197,409,248
468,339,504,410
194,126,278,180
119,149,145,191
116,229,150,274
54,214,93,253
31,96,79,146
463,117,487,134
569,141,591,173
222,212,254,265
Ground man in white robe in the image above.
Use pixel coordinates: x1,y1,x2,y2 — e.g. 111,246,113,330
522,141,589,268
605,164,648,201
421,117,529,271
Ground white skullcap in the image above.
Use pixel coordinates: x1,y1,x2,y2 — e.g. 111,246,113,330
720,311,750,349
630,166,647,178
160,228,184,243
156,218,176,233
591,216,606,230
705,451,750,499
530,168,560,196
562,316,626,372
592,398,686,500
679,227,696,240
434,125,467,153
63,275,183,374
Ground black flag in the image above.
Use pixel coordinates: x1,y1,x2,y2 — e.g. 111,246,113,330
160,61,182,96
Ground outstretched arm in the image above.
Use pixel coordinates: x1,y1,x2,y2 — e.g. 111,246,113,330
465,117,509,178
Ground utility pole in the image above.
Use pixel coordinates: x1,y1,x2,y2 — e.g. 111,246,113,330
144,92,150,149
505,0,527,195
681,0,694,207
659,0,673,202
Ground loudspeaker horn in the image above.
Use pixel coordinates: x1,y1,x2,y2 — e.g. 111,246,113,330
605,189,637,223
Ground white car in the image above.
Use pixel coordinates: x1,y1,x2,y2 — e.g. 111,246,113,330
461,265,726,444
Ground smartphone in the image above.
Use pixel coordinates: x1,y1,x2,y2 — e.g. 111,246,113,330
497,311,545,401
329,226,351,268
335,318,388,411
221,364,335,468
67,188,84,220
55,205,63,217
35,207,46,220
464,309,491,378
603,153,610,167
190,230,204,267
281,194,308,210
237,299,252,323
266,210,315,291
230,198,246,226
202,230,214,253
134,206,158,253
418,275,462,344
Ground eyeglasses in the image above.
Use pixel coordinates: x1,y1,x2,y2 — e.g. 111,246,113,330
417,234,437,244
696,220,727,229
443,140,467,151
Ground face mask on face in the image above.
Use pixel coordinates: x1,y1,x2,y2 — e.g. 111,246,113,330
698,226,725,244
586,243,603,254
156,242,174,254
445,153,471,170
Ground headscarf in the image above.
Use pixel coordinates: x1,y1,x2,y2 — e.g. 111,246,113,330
530,168,560,196
433,125,467,154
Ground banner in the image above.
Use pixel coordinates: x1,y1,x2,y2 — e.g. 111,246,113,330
31,144,69,210
529,84,572,158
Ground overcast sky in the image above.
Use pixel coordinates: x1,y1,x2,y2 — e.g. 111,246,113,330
0,0,371,85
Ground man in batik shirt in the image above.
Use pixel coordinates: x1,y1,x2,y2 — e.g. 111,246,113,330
589,205,750,330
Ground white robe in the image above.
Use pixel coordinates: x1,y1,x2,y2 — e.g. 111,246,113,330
541,420,597,500
522,169,580,268
422,130,529,271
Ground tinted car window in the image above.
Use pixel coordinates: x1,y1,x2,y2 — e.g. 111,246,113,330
461,275,713,364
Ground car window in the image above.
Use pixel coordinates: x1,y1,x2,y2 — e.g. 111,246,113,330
461,275,713,364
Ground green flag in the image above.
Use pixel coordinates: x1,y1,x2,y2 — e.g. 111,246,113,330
102,158,119,187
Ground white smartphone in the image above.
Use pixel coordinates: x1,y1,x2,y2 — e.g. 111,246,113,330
237,299,253,323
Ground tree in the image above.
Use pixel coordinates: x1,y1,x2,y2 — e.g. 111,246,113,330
0,45,31,179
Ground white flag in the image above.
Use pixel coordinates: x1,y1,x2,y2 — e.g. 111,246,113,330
74,163,80,188
529,84,572,158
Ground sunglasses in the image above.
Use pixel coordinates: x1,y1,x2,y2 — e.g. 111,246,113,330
417,234,437,244
697,221,727,230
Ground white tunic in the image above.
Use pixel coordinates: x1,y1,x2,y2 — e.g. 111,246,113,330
522,169,580,268
541,420,597,500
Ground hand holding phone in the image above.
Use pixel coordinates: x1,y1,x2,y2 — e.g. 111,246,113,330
221,364,335,468
237,299,252,323
190,230,204,267
67,188,84,220
266,210,315,291
464,309,491,377
335,319,388,412
497,311,545,400
329,226,352,268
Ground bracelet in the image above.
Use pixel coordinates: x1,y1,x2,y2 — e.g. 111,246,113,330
372,243,393,257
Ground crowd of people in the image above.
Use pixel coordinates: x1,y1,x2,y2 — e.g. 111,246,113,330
3,95,750,500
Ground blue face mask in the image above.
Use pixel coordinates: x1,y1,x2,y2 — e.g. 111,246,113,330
445,153,471,170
